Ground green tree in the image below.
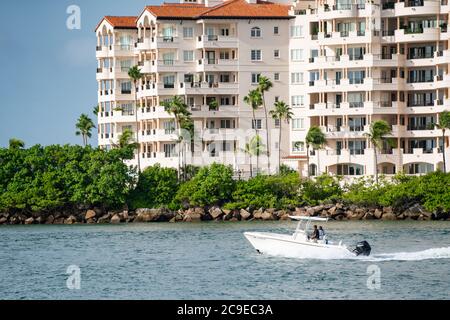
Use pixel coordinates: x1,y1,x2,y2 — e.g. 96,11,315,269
128,164,179,209
175,164,235,206
128,65,143,173
436,111,450,172
269,101,293,174
258,76,273,174
8,138,25,150
75,113,95,146
364,120,392,184
244,89,263,174
306,126,326,177
93,104,99,116
163,96,193,180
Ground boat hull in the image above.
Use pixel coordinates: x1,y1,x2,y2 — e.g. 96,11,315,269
244,232,354,259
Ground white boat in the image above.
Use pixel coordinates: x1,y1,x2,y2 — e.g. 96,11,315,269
244,216,371,259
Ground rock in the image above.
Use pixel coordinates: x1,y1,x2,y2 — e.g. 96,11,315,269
86,218,96,224
383,207,393,215
85,210,96,220
120,210,129,221
64,215,77,225
261,211,274,221
110,214,121,224
305,207,316,216
135,208,162,222
0,217,7,224
328,206,337,216
54,217,65,225
183,210,201,222
97,214,111,224
294,207,307,216
240,209,251,220
229,217,239,222
363,212,375,220
381,212,397,220
279,214,291,221
209,207,223,219
253,208,264,220
402,203,427,220
374,209,383,219
24,217,34,225
169,217,176,223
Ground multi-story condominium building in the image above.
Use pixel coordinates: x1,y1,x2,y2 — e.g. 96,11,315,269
95,0,293,175
96,0,450,178
286,0,450,178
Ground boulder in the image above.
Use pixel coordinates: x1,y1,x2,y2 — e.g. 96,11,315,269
183,211,201,222
54,217,65,225
222,210,233,221
110,214,121,224
24,217,34,225
381,212,397,220
0,217,7,224
253,208,264,220
362,212,375,220
209,207,223,219
240,209,251,220
85,210,96,220
261,211,274,221
86,218,96,224
135,208,162,222
229,217,239,222
294,207,307,216
383,206,393,215
374,209,383,219
97,214,111,224
402,203,425,220
305,207,316,216
328,206,337,216
169,217,176,223
64,215,77,225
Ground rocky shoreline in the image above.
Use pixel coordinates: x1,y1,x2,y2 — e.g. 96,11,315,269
0,202,449,225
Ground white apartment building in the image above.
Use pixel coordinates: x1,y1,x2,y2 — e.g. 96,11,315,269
96,0,450,178
285,0,450,178
95,0,293,175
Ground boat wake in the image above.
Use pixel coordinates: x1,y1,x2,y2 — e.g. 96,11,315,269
265,246,450,261
362,246,450,262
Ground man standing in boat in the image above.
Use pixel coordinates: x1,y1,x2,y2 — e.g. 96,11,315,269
308,225,319,242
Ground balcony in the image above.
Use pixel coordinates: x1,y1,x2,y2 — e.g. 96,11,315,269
394,0,440,17
196,35,238,49
179,81,239,95
155,36,179,48
197,58,238,72
395,27,440,43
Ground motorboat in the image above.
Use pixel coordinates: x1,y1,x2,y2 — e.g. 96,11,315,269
244,216,371,259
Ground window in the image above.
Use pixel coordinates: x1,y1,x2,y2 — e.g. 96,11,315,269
219,51,230,60
183,27,193,38
220,119,235,129
121,103,134,116
275,96,279,103
120,60,132,72
164,120,176,134
291,72,304,84
292,141,305,152
252,119,263,129
251,27,261,38
219,74,230,83
183,50,194,62
274,73,280,81
121,81,131,94
274,49,280,58
119,35,132,50
221,28,229,36
292,118,305,130
251,49,262,61
251,73,261,84
164,143,177,158
220,97,231,105
291,95,304,107
291,49,303,61
274,26,279,35
274,118,281,127
163,75,175,88
290,25,303,38
337,164,364,176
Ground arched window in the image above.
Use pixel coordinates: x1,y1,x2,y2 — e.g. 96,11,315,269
251,27,261,38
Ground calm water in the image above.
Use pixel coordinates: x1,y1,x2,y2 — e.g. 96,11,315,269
1,221,450,300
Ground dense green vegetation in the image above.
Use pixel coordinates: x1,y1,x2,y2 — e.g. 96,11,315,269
1,145,449,214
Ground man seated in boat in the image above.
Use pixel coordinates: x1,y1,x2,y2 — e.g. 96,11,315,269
307,225,319,242
318,226,327,244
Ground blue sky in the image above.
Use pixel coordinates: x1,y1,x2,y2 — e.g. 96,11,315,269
0,0,162,147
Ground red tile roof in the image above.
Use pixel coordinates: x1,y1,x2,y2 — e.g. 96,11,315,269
144,0,292,19
95,16,137,31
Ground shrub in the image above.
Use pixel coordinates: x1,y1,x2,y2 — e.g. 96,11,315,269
229,173,301,209
175,163,235,206
128,164,179,209
299,174,342,205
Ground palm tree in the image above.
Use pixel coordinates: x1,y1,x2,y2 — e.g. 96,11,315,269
306,126,326,177
115,128,139,150
93,104,99,116
364,120,392,184
163,96,192,180
9,138,25,150
244,89,263,174
242,135,266,177
258,76,273,174
436,111,450,173
75,113,95,146
128,65,143,173
269,101,293,174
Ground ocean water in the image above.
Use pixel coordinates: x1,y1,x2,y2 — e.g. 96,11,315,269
0,221,449,300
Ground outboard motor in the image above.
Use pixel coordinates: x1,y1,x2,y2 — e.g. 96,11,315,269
351,241,371,256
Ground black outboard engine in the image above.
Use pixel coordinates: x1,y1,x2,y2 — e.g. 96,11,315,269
351,241,371,256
